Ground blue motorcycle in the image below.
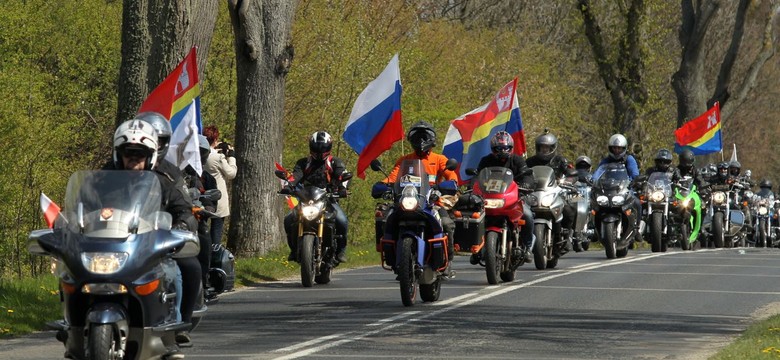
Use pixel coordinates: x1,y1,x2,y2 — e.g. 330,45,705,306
371,159,457,306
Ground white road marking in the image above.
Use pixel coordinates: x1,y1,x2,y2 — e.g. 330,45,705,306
527,285,780,295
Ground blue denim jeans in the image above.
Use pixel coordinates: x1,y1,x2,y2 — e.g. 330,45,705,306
210,217,225,245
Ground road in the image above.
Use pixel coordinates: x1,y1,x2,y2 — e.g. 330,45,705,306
2,247,780,359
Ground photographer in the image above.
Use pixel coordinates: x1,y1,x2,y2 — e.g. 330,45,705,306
203,125,238,247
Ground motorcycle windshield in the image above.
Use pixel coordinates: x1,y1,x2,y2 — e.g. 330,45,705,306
475,167,514,194
297,186,327,203
394,159,430,197
531,166,555,191
646,172,672,198
60,170,163,238
593,163,630,192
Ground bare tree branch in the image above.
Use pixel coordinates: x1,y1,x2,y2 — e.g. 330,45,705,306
708,0,750,108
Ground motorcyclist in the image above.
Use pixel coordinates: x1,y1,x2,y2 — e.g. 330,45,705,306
381,120,458,276
475,131,536,263
102,119,198,354
284,131,350,263
592,134,643,241
645,149,681,182
757,179,774,199
711,162,730,184
676,149,709,194
525,130,575,252
574,155,593,184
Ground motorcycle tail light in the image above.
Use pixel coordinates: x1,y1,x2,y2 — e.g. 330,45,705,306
135,279,160,296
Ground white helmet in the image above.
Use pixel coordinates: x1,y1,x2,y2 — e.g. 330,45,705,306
113,119,159,170
134,111,172,159
607,134,628,160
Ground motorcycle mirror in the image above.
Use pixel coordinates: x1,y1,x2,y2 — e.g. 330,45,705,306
27,229,56,256
274,170,288,180
171,230,200,258
154,211,172,231
465,168,478,176
340,172,353,182
445,158,458,171
188,188,201,201
204,189,222,202
370,159,383,172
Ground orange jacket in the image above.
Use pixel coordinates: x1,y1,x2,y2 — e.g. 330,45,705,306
382,152,458,185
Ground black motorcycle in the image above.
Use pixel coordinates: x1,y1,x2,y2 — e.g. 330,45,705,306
28,170,201,360
276,170,352,287
591,163,638,259
188,188,235,300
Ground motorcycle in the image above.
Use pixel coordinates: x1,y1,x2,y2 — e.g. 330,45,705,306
562,175,594,252
704,182,746,248
371,158,458,306
28,170,201,360
751,191,777,248
592,163,638,259
643,172,674,252
466,166,527,284
525,166,569,270
674,176,703,250
275,170,352,287
187,188,235,300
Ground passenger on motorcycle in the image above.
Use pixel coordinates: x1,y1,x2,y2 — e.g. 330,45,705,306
475,131,536,263
526,130,575,252
574,155,593,184
645,149,681,181
284,131,350,263
381,120,458,271
102,119,199,352
592,134,643,241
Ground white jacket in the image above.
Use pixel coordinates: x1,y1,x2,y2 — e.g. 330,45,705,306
205,148,237,217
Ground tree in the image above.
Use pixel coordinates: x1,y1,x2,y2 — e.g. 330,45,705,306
226,0,298,256
671,0,780,126
117,0,219,126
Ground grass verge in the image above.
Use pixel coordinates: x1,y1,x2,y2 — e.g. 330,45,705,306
709,314,780,359
0,275,60,338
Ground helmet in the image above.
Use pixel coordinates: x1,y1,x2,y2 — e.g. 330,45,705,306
198,134,211,161
406,120,437,155
728,160,741,176
607,134,628,160
678,149,695,169
134,112,171,160
490,131,514,160
113,119,158,170
654,149,673,171
309,131,333,160
575,155,592,170
760,179,772,189
717,162,729,177
534,130,558,162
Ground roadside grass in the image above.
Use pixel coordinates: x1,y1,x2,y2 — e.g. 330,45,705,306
710,314,780,359
0,275,60,339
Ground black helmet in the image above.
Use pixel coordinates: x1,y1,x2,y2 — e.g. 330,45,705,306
534,129,558,162
760,179,772,189
490,131,514,160
678,149,695,169
575,155,592,170
654,149,673,171
309,131,333,160
406,120,436,155
717,162,729,177
728,160,741,176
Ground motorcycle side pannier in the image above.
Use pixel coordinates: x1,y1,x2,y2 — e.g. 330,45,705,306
211,244,235,292
452,193,485,252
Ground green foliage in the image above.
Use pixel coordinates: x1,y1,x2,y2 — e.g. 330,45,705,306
710,313,780,359
0,275,60,337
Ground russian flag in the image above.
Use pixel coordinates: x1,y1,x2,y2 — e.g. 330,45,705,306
674,102,722,155
343,54,404,179
442,78,525,183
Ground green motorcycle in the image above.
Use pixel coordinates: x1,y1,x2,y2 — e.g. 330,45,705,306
673,176,702,250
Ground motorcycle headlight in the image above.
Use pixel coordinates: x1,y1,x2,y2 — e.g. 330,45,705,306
540,193,556,208
759,206,769,215
596,195,609,206
650,191,665,202
712,192,726,205
400,185,419,211
612,195,626,206
682,198,691,208
484,198,505,209
301,201,325,221
81,252,128,275
82,283,128,295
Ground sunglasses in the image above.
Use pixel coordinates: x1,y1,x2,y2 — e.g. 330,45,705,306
494,145,512,152
122,148,150,159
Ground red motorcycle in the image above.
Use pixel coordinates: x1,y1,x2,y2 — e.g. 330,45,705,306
467,167,527,284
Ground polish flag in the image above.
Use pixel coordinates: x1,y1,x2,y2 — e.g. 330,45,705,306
40,193,61,229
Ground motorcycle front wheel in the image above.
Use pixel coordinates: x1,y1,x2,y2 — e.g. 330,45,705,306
398,237,418,307
533,224,548,270
680,219,692,251
300,235,317,287
712,212,725,248
758,218,768,248
88,324,117,360
484,231,501,284
602,222,617,259
650,212,664,252
419,280,441,302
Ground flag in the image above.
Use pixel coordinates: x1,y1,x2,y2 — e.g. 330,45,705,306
274,162,297,209
729,143,737,163
343,54,404,179
442,78,525,183
40,192,61,229
674,102,722,155
167,100,202,175
138,46,202,171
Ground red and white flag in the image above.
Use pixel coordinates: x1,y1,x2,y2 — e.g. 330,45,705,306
39,192,61,228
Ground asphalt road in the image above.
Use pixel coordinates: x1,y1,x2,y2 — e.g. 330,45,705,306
3,246,780,359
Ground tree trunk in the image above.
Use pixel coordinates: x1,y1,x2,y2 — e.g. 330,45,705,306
227,0,297,256
117,0,219,126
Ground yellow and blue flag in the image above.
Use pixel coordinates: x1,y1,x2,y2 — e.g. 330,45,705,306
674,102,722,155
